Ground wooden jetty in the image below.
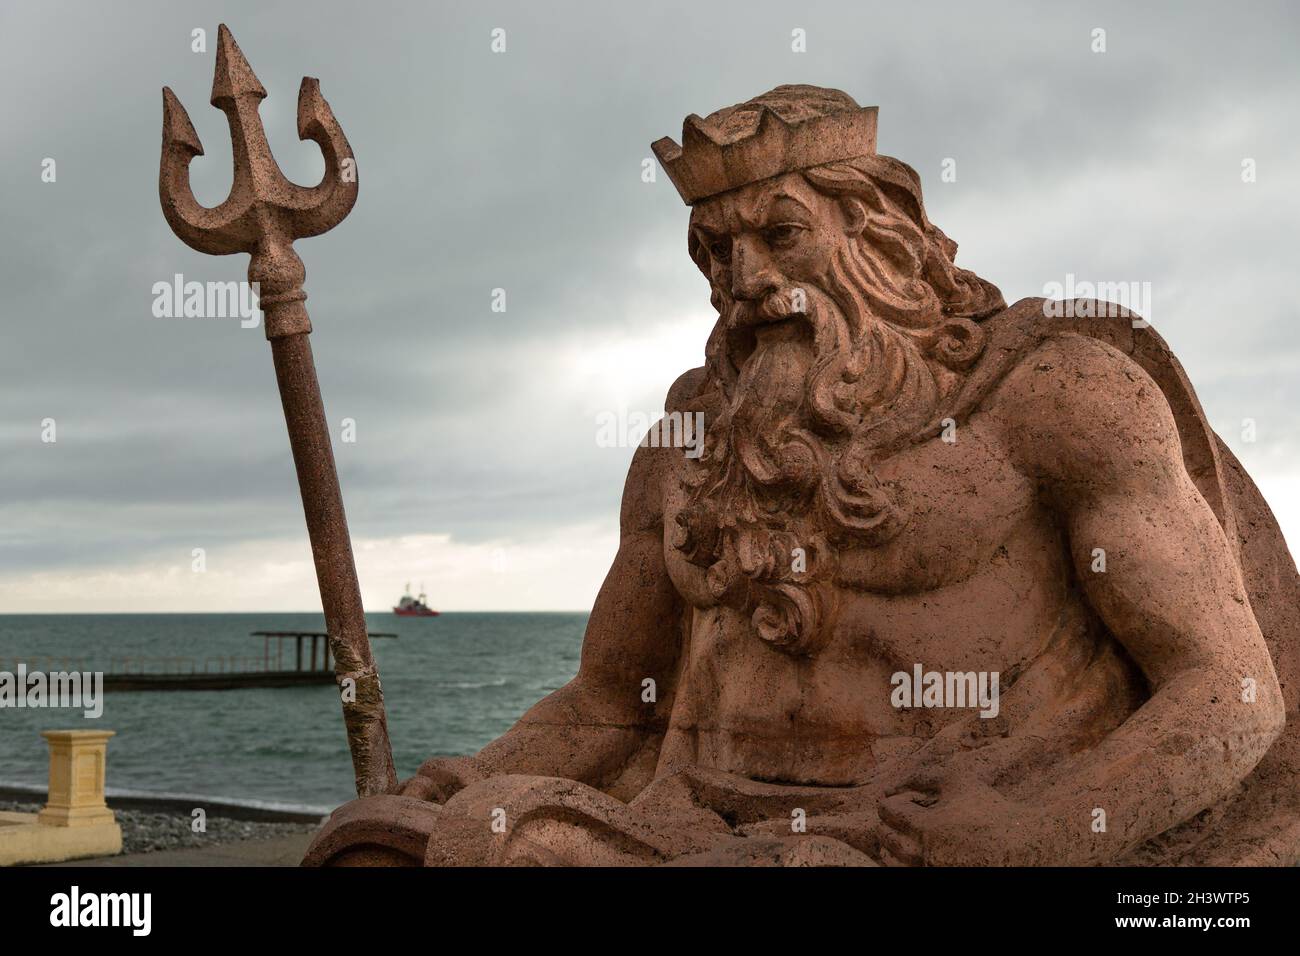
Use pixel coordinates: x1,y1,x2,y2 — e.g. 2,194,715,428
75,631,396,692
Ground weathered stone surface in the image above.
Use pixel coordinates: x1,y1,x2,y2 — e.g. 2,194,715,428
305,85,1300,867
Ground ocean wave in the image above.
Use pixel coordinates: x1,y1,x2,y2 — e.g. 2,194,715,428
433,678,510,690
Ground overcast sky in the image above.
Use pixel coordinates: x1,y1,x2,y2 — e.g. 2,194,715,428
0,0,1296,612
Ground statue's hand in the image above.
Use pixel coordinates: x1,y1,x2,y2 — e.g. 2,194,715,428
874,768,1050,866
398,755,488,804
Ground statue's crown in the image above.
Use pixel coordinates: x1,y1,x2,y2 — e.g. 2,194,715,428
652,85,878,205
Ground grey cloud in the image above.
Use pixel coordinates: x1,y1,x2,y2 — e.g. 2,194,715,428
1,0,1297,597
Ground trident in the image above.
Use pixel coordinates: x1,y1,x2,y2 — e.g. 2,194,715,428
159,24,396,797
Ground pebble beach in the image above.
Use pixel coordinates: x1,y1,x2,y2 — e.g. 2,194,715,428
0,798,322,856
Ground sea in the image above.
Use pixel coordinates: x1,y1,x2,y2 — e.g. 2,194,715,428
0,613,585,814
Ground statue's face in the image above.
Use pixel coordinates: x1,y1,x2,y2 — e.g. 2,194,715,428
689,172,850,329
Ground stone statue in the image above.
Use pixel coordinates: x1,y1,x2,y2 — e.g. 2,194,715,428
305,85,1300,866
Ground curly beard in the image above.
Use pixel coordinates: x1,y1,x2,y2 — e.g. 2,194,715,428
672,193,999,657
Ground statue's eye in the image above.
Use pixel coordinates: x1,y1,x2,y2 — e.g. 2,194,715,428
763,224,801,246
708,238,732,262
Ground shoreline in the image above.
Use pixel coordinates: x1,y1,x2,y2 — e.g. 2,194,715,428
0,784,331,824
0,795,322,859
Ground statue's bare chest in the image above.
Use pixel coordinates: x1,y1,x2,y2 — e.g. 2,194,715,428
661,414,1040,607
653,414,1070,784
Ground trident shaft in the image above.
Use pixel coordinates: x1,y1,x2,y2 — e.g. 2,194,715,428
159,24,396,797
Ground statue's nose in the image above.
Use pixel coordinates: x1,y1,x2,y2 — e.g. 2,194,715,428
731,235,779,301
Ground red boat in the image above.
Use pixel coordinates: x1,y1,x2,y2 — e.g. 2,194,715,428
393,583,439,617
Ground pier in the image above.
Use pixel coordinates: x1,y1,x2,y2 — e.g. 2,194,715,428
0,631,397,693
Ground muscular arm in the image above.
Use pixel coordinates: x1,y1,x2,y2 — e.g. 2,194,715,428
1002,335,1285,862
406,418,686,800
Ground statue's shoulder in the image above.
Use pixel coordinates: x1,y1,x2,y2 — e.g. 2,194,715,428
618,367,707,529
664,365,707,413
972,297,1162,411
997,330,1164,419
978,298,1183,483
961,295,1239,532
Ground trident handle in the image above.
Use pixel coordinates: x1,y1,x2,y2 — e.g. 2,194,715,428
271,327,397,798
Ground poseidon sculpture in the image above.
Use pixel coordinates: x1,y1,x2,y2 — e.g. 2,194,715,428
305,85,1300,866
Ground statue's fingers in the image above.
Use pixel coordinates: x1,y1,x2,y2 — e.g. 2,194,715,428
885,770,944,798
735,817,786,838
879,791,935,836
397,775,436,799
878,826,924,866
405,761,470,802
876,845,906,867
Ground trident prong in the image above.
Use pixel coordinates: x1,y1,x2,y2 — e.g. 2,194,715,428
159,24,395,799
160,24,358,336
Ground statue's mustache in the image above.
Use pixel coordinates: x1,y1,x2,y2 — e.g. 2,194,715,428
727,288,807,329
716,284,844,377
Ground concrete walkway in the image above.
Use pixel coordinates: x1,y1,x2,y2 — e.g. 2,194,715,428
42,832,315,867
